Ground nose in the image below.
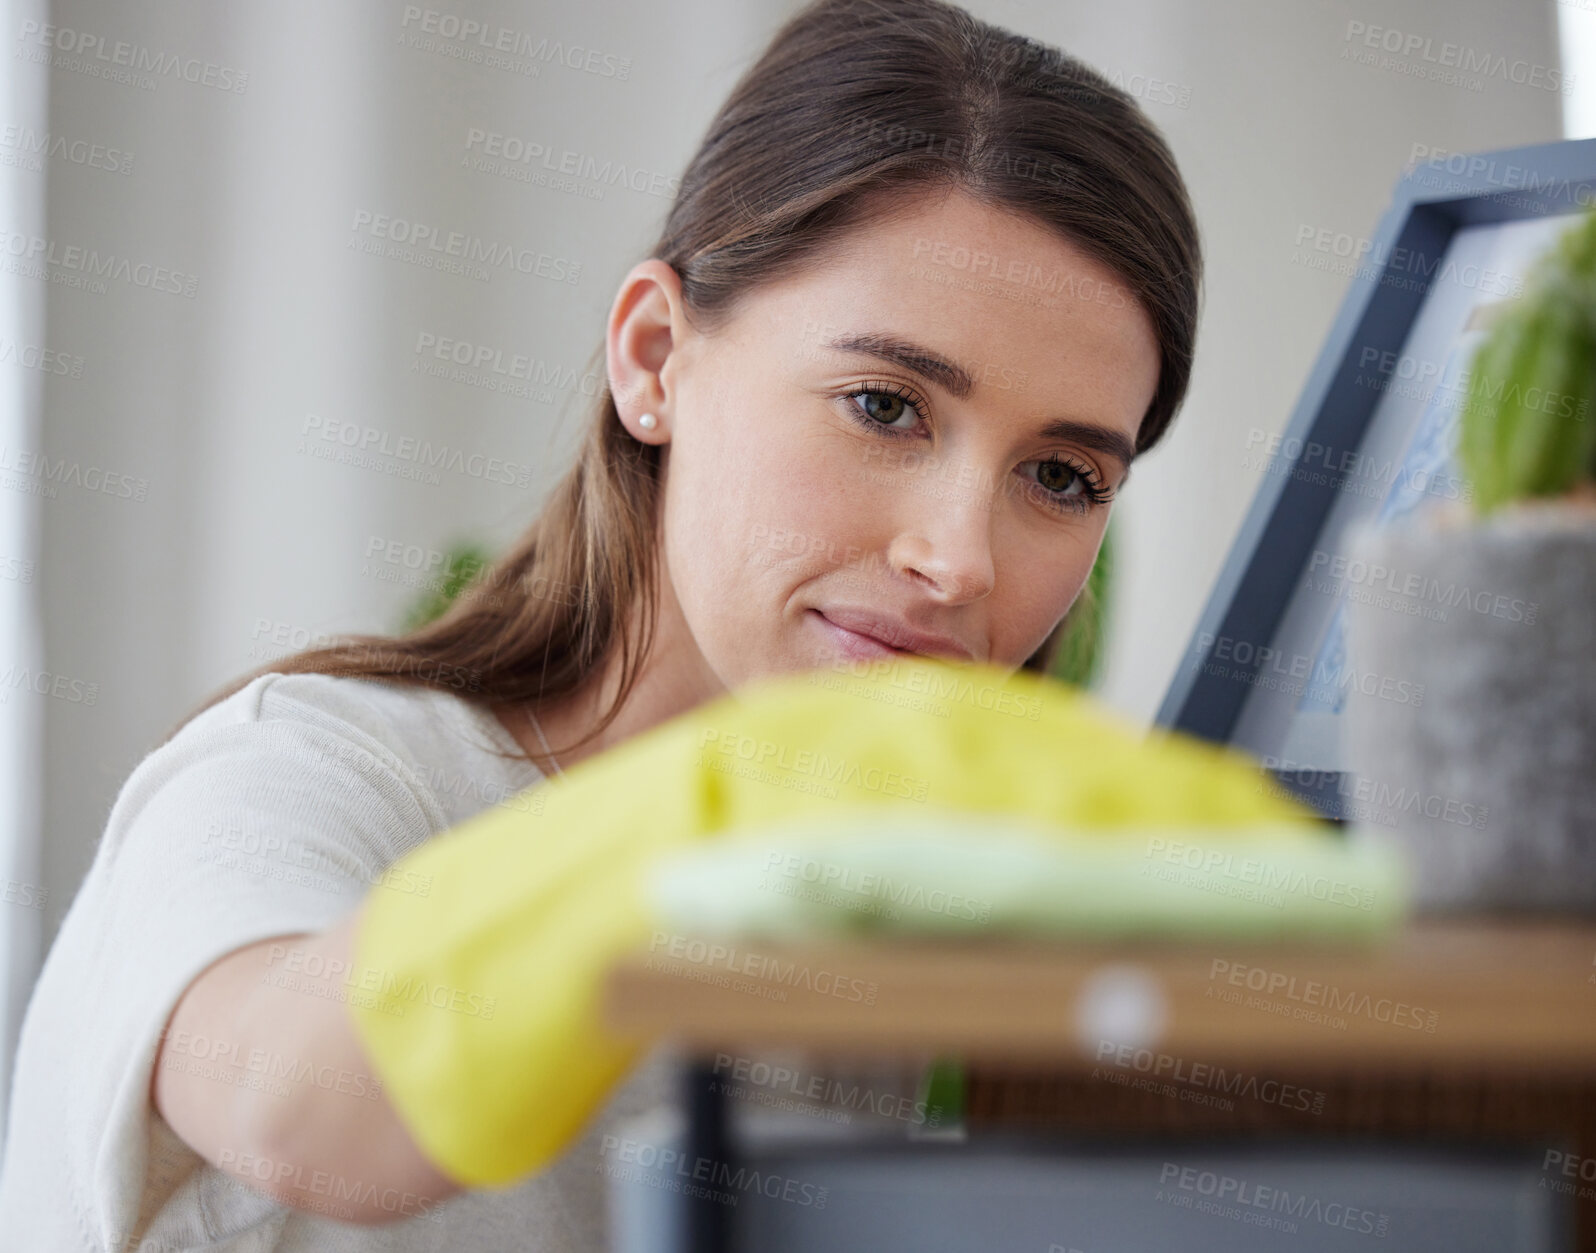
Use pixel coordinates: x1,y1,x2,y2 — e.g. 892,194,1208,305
886,465,997,603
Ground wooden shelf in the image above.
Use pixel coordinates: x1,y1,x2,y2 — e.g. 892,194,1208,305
604,919,1596,1074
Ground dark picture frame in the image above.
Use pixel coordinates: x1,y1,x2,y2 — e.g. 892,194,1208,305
1154,137,1596,821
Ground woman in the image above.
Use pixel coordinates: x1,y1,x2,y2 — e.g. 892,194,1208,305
0,0,1199,1246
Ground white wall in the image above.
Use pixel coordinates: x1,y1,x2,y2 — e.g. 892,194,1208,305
37,0,781,941
32,0,1566,949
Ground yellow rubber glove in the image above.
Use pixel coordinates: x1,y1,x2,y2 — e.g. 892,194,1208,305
348,656,1322,1189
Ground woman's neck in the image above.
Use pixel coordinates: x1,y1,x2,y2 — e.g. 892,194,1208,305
491,572,727,777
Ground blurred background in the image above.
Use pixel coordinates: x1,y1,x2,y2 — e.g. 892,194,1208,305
0,0,1586,1138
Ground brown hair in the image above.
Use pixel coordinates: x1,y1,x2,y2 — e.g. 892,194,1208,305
165,0,1202,756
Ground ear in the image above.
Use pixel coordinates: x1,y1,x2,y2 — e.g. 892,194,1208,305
606,259,686,443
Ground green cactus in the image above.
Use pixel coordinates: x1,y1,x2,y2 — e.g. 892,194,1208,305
1460,208,1596,515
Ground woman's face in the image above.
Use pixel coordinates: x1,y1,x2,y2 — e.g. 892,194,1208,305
607,185,1161,696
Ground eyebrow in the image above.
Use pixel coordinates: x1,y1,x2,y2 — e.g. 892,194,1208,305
824,331,1139,474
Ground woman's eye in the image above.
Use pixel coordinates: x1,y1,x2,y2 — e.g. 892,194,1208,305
1021,456,1112,514
1034,458,1083,495
848,389,922,431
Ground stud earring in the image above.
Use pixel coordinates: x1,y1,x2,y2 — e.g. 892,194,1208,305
639,412,658,430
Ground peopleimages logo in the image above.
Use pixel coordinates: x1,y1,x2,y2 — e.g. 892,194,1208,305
263,942,497,1020
597,1135,829,1209
462,128,678,198
0,663,99,705
761,850,992,923
1094,1040,1328,1114
15,20,250,93
298,413,536,491
1407,143,1596,209
1543,1150,1596,1202
1342,20,1569,95
348,211,581,286
1355,345,1589,424
0,124,133,174
1195,631,1424,707
1159,1162,1390,1237
0,228,198,296
1292,224,1522,297
0,335,85,376
696,727,930,801
1142,836,1378,911
399,7,631,79
1306,549,1538,625
1242,426,1471,503
411,330,602,396
645,932,878,1005
909,235,1130,305
1260,756,1489,833
1209,958,1438,1032
823,655,1044,720
710,1053,940,1127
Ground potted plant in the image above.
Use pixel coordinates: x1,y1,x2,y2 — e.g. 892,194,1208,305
1341,207,1596,911
397,539,497,634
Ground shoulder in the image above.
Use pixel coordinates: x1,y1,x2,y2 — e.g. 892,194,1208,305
183,669,452,741
145,670,534,830
121,672,465,832
84,673,482,892
171,670,480,776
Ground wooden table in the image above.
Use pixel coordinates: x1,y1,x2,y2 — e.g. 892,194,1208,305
605,920,1596,1251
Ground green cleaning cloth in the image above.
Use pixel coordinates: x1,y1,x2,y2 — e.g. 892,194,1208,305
646,810,1404,941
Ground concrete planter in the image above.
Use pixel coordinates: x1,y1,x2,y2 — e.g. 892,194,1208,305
1341,499,1596,912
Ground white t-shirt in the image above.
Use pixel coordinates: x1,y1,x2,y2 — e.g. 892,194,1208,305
0,670,678,1251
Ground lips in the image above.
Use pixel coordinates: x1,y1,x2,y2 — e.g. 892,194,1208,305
810,607,973,661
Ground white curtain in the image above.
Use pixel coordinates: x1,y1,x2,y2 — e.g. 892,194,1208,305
0,0,51,1163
